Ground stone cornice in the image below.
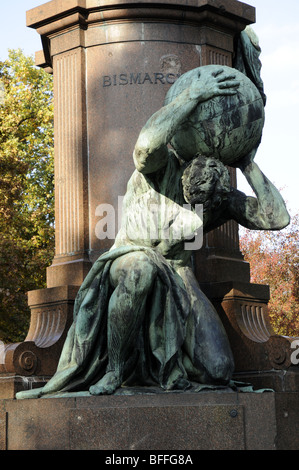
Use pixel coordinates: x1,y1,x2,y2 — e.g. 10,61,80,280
27,0,255,34
28,0,255,68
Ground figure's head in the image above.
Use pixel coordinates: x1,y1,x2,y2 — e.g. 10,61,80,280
182,156,231,208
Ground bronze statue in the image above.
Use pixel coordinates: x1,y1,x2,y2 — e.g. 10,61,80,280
16,28,290,399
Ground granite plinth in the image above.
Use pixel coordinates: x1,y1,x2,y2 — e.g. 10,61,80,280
0,391,298,450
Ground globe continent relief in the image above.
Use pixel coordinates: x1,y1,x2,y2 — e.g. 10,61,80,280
165,65,265,165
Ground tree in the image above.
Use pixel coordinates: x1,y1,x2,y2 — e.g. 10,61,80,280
240,213,299,337
0,50,54,343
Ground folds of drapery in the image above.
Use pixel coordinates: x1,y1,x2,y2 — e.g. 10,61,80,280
27,245,193,398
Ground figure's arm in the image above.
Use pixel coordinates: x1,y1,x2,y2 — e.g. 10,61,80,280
133,69,240,174
229,149,290,230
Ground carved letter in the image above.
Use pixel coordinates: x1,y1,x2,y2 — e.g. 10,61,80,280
166,73,176,84
154,73,165,84
103,76,112,87
142,73,154,84
130,73,141,85
119,73,128,85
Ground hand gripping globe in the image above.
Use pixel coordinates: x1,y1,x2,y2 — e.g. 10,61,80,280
164,65,265,166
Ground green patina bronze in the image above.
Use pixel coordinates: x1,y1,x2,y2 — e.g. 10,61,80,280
16,28,290,399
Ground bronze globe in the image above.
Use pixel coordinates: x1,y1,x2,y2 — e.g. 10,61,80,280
165,65,265,165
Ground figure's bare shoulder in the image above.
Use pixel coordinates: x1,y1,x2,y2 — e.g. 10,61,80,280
133,136,169,175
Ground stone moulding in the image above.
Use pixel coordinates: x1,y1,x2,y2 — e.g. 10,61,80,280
26,0,256,27
202,282,299,376
27,0,255,69
0,286,78,378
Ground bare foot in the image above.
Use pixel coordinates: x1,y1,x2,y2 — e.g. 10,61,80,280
89,371,122,395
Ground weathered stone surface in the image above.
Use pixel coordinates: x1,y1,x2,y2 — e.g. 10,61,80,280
0,406,6,451
1,392,292,450
4,397,75,450
275,392,299,450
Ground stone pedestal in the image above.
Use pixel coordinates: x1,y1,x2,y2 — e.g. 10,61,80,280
0,392,298,450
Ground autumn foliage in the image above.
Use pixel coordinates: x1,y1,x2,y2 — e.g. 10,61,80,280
240,213,299,337
0,50,54,342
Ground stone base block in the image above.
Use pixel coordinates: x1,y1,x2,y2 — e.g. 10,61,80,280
46,260,92,288
0,375,49,400
0,391,298,450
234,368,299,393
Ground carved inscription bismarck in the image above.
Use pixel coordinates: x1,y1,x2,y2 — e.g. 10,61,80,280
102,72,181,87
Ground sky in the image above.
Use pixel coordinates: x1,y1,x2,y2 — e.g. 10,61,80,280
0,0,298,217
